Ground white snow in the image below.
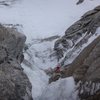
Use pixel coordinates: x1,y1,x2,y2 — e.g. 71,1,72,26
21,63,49,99
0,0,100,100
39,77,77,100
0,0,100,41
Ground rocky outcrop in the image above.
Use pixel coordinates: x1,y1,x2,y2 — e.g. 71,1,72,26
0,25,33,100
51,5,100,100
50,35,100,99
50,35,100,79
77,81,100,100
0,0,19,6
76,0,84,5
54,5,100,63
62,36,100,82
50,5,100,83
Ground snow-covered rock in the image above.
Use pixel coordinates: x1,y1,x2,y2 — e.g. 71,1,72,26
54,5,100,65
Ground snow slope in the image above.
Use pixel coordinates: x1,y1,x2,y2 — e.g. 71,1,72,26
0,0,100,100
39,77,77,100
0,0,100,41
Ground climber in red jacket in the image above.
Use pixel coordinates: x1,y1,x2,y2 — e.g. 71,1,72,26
55,64,61,73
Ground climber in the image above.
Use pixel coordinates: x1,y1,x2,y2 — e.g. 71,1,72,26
54,64,61,73
49,64,62,83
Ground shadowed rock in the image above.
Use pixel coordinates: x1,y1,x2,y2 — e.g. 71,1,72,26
0,25,33,100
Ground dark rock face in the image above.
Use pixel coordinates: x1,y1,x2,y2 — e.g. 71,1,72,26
77,81,100,100
0,0,19,6
0,25,33,100
54,6,100,63
76,0,84,5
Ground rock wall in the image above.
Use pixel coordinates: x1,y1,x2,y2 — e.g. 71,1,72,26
50,34,100,100
0,25,33,100
63,36,100,82
51,5,100,100
54,6,100,63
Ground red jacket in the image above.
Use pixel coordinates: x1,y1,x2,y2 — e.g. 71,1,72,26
55,66,61,73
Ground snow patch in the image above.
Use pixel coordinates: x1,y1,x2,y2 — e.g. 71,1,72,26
39,77,78,100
